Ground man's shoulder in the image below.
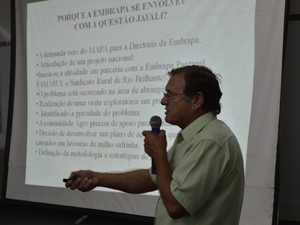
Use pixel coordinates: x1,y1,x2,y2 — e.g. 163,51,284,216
197,119,236,144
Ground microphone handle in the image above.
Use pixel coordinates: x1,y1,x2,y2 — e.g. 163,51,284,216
151,128,160,174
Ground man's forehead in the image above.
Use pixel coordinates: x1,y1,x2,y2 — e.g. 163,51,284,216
166,73,185,90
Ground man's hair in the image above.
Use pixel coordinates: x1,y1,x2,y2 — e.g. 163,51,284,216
168,65,222,115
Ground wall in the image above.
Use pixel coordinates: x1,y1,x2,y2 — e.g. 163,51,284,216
278,2,300,221
0,0,11,200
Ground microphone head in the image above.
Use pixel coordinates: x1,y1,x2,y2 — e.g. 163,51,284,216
150,116,162,129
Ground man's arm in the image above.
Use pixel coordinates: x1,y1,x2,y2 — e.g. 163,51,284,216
65,169,157,194
155,156,188,218
143,130,188,219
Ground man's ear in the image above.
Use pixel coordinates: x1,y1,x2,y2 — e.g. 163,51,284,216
192,92,204,111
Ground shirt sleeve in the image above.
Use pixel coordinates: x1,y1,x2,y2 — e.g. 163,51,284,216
170,139,229,216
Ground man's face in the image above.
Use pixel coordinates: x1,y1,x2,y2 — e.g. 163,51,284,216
161,73,194,129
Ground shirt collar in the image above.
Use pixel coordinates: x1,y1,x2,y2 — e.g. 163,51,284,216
180,112,216,141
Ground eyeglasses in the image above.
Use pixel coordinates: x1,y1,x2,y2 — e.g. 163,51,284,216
162,92,185,99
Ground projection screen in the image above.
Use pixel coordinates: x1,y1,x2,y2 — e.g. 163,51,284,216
5,0,285,224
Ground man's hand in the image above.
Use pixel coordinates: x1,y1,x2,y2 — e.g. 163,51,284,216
142,130,167,162
65,170,99,192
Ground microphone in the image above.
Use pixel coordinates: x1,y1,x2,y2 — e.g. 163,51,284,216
149,116,162,174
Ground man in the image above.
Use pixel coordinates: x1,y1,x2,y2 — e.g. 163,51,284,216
65,65,245,225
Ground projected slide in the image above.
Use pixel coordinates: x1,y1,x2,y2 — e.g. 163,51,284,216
26,0,254,188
